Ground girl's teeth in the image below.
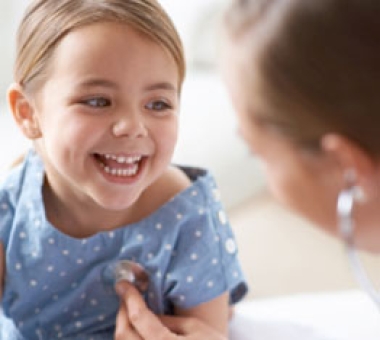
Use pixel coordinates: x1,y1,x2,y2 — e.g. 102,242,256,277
103,164,139,177
98,154,142,177
104,154,142,164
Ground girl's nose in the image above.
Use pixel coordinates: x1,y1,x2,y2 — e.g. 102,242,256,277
112,114,148,139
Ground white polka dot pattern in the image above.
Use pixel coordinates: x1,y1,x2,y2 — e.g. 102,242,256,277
0,151,247,337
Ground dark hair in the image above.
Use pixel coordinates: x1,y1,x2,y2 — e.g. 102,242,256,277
226,0,380,154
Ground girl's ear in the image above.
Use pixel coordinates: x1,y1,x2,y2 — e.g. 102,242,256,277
8,83,42,140
321,133,377,199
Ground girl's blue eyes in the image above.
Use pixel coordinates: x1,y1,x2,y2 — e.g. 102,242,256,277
80,98,173,112
83,97,111,108
145,101,172,111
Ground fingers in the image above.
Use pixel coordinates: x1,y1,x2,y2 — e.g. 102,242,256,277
115,282,227,340
159,316,227,340
159,315,198,335
229,307,235,320
0,243,4,300
114,299,142,340
116,281,176,340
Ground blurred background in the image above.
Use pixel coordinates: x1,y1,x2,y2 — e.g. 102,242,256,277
1,0,379,301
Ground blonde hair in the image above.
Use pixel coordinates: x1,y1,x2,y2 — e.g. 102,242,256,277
226,0,380,155
15,0,185,93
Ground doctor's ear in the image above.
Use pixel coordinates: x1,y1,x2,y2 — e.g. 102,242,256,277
321,133,377,200
8,83,42,140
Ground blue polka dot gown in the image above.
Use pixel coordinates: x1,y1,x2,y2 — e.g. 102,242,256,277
0,150,248,339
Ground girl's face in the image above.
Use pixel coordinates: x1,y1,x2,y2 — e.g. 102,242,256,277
223,43,343,236
32,22,180,212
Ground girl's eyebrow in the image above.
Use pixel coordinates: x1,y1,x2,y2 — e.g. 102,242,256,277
76,79,176,92
78,79,119,89
144,82,177,92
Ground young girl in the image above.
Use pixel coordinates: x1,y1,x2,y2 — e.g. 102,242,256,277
0,0,247,338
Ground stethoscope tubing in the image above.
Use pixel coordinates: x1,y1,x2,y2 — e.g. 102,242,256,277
337,187,380,311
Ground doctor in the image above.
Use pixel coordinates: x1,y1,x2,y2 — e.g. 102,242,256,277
114,0,380,338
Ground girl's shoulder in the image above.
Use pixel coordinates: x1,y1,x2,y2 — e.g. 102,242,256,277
134,165,220,220
134,165,192,219
159,165,193,197
0,160,25,204
0,149,44,220
146,165,219,208
0,161,26,244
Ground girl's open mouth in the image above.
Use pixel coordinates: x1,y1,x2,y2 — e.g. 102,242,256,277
93,153,145,178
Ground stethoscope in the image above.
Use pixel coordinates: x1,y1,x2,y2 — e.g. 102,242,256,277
337,185,380,310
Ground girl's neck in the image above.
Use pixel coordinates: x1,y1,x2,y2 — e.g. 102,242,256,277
41,165,190,239
42,179,137,239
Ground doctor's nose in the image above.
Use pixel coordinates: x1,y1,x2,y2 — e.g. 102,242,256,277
112,114,148,139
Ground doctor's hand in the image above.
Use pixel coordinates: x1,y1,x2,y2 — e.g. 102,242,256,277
114,281,227,340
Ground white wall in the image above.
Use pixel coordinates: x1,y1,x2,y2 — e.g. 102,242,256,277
0,1,29,104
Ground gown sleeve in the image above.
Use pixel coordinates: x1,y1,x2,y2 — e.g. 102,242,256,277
163,183,248,310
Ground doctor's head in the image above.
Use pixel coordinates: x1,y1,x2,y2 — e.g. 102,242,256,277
223,0,380,250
